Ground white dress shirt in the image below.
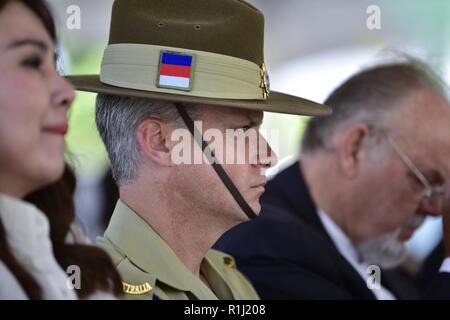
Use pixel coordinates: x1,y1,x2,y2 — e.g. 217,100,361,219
317,209,397,300
439,256,450,273
318,209,450,299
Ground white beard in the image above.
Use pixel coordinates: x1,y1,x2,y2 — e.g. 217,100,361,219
356,215,425,269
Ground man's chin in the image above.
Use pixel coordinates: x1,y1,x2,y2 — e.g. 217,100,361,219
356,232,409,269
228,201,261,224
246,202,261,218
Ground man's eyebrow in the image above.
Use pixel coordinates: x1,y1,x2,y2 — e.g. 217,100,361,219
4,38,48,52
247,113,263,126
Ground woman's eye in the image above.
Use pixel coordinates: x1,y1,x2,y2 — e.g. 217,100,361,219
22,56,43,69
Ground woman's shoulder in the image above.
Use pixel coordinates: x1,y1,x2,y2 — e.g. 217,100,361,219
0,260,28,300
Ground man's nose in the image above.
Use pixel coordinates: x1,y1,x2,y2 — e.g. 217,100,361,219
253,133,278,169
417,201,441,217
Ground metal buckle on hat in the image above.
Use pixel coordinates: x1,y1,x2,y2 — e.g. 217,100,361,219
259,63,270,100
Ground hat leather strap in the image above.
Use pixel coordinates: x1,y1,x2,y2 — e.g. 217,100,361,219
175,103,257,220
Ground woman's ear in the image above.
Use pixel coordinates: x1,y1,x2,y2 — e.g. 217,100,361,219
136,117,172,166
336,123,370,178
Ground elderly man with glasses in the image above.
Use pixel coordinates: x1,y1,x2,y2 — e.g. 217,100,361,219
216,62,450,299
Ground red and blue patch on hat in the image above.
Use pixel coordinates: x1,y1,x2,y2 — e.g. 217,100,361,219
157,51,194,91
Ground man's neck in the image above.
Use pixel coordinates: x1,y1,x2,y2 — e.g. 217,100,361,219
301,156,355,242
120,183,225,278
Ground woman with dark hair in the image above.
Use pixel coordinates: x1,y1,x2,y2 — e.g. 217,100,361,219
0,0,121,299
25,165,123,299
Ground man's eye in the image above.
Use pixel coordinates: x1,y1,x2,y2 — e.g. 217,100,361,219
235,126,251,133
22,56,43,69
407,172,425,189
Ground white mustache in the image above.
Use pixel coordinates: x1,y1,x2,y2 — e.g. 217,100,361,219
403,215,426,230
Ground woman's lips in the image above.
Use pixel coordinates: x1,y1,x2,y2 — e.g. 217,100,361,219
43,123,68,135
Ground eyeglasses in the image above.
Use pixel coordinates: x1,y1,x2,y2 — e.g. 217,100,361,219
386,135,446,212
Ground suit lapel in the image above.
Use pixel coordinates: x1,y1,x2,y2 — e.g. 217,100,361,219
262,162,377,299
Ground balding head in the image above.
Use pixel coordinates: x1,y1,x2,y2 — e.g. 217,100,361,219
389,88,450,185
302,62,448,153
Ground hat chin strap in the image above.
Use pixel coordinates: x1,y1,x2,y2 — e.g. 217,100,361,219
175,103,258,220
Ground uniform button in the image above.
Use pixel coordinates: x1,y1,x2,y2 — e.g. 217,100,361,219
223,257,235,268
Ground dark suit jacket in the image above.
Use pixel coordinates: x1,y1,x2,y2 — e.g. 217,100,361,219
417,240,445,290
215,163,448,299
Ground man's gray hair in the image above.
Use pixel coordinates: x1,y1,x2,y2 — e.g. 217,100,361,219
301,61,448,153
95,94,196,186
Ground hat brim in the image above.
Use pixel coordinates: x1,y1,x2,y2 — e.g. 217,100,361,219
66,75,332,116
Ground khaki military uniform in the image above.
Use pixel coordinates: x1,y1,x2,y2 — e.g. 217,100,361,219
97,200,259,300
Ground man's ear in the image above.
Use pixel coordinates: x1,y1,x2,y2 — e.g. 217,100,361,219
336,123,370,178
136,117,172,166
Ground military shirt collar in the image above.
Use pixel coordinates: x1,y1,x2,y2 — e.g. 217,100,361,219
104,200,233,299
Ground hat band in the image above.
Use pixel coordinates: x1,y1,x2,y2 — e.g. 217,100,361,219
100,43,266,100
